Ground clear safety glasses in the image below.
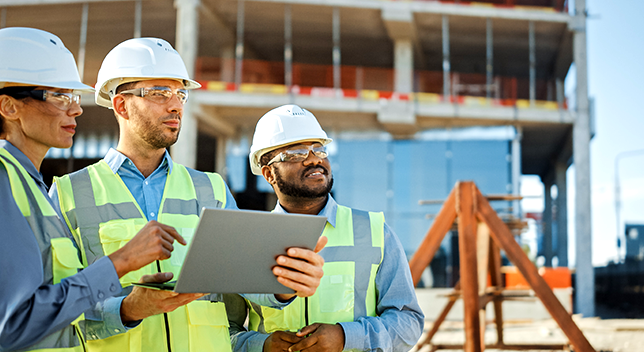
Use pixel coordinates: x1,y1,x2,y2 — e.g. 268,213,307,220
119,86,189,105
9,90,81,111
267,143,328,166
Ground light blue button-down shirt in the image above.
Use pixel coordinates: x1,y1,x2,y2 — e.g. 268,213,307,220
103,148,239,218
0,140,121,351
229,195,425,352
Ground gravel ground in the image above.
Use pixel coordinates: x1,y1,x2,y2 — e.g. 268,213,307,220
412,316,644,352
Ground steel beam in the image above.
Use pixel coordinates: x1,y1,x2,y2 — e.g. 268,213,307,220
332,6,341,92
529,21,536,106
284,4,292,88
76,3,88,82
442,15,450,100
486,18,493,100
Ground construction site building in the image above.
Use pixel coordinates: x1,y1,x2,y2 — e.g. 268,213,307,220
0,0,594,315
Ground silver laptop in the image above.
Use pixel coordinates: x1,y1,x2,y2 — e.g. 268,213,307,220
133,207,327,294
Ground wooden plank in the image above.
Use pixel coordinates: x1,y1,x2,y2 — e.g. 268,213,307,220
475,188,596,352
488,240,505,345
476,222,491,348
457,182,482,352
409,187,457,286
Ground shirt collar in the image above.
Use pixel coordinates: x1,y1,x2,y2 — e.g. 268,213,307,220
273,194,337,228
104,148,174,175
0,140,46,188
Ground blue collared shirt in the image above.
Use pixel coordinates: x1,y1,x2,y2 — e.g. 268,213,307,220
0,140,121,351
103,148,239,219
50,148,285,340
229,195,425,352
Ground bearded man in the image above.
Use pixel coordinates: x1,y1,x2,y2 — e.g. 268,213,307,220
225,104,424,352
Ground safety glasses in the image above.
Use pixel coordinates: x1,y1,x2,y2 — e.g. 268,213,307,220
119,86,189,105
6,90,81,111
267,143,328,166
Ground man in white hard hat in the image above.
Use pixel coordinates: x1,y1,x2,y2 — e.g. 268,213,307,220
50,39,325,352
226,104,424,352
0,28,186,351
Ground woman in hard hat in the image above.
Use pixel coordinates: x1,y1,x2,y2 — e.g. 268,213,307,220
0,27,185,351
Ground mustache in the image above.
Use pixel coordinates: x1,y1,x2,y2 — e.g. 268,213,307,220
161,113,181,122
301,165,328,178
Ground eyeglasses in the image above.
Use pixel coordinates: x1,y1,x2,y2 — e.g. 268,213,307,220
119,86,189,105
267,143,328,166
8,90,81,111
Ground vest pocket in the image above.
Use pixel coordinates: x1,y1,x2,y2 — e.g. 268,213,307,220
98,219,148,286
51,237,83,284
85,323,142,352
185,301,232,352
317,274,354,313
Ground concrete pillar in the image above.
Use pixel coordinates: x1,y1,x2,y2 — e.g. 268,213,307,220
394,39,413,94
529,21,536,106
486,18,493,100
555,161,569,267
332,7,341,91
511,126,522,218
556,78,564,109
134,0,142,38
234,0,245,88
216,137,227,177
221,45,235,83
171,0,200,168
572,0,594,317
542,180,553,266
442,15,451,100
77,3,88,81
284,4,293,87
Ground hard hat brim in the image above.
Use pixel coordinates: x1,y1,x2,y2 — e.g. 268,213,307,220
249,137,333,176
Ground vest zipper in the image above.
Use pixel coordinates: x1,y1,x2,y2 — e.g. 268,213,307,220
156,260,172,352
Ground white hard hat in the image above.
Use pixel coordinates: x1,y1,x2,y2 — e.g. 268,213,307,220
0,27,94,93
249,104,332,175
95,37,201,108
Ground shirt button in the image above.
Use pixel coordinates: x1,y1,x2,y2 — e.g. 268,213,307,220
144,181,148,185
97,291,104,299
114,328,120,333
110,284,118,292
150,212,155,217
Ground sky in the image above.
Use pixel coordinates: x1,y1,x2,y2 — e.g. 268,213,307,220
521,0,644,267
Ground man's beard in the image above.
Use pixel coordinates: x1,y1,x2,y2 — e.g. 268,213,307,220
274,165,333,199
132,104,180,149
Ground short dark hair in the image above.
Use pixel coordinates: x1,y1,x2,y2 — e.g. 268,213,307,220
115,81,138,95
260,149,278,168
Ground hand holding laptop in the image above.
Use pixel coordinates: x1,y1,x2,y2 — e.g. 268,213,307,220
121,272,206,323
273,235,327,302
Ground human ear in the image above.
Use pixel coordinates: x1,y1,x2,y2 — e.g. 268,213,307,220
261,165,277,186
0,95,20,122
112,95,129,120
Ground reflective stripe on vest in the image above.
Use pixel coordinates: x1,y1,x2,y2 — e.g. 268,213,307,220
54,160,230,352
248,206,385,335
0,148,84,351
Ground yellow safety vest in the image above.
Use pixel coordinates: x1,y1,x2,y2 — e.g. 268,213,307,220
247,205,384,350
54,160,232,352
0,147,85,352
